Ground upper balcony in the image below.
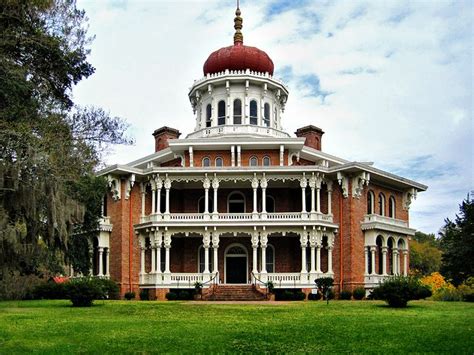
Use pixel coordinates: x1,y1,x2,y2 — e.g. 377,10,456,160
361,214,415,235
187,124,290,139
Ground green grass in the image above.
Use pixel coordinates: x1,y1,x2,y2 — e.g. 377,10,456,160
0,300,472,353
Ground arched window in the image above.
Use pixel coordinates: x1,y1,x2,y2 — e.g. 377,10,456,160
233,99,242,124
228,191,246,213
215,157,223,167
263,156,271,166
378,193,386,216
389,196,396,218
266,244,275,273
263,103,270,127
198,245,214,273
387,237,394,275
367,190,375,214
250,100,258,125
202,157,210,167
218,100,226,125
206,104,212,127
376,235,384,275
198,196,214,213
249,156,258,167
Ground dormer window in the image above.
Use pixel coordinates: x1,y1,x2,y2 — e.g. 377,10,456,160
233,99,242,124
250,100,258,125
263,103,270,127
218,100,226,125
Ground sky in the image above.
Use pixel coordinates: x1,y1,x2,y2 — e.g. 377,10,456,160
73,0,473,235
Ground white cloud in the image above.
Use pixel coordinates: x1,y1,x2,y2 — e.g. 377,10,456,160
74,0,473,234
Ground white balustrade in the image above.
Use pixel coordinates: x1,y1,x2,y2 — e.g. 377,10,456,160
364,214,408,227
187,124,290,139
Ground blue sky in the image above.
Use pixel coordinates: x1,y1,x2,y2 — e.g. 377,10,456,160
74,0,473,234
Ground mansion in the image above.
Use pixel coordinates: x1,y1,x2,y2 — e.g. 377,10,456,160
93,6,426,299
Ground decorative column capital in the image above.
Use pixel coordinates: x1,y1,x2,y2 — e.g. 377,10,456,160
203,175,211,189
260,232,268,248
326,180,333,192
300,176,307,189
203,231,211,248
251,175,259,189
212,177,220,189
370,246,377,253
211,233,220,248
251,231,259,248
299,231,308,247
164,177,172,190
164,232,172,248
260,175,268,189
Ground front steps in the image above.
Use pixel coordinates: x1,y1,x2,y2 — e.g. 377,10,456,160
203,285,267,301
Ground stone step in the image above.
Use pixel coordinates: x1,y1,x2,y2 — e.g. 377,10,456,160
203,285,267,301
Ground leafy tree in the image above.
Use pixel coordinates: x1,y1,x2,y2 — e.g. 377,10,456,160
410,239,442,276
0,0,132,278
439,194,474,286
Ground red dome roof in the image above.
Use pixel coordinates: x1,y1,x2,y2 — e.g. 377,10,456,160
203,43,274,76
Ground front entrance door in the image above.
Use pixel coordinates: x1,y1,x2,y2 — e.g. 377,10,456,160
225,244,248,284
226,257,247,283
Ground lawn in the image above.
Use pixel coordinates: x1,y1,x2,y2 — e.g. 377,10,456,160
0,300,472,353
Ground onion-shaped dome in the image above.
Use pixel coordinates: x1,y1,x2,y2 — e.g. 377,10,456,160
202,6,274,76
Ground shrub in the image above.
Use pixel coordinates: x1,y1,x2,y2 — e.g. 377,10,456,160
266,281,275,294
353,287,365,300
166,292,178,300
93,278,119,299
339,290,352,300
294,291,306,300
65,278,103,307
371,276,431,308
194,282,203,295
124,291,135,300
431,287,463,301
33,281,68,299
308,292,321,301
315,277,334,300
0,271,43,300
140,289,150,301
178,290,193,300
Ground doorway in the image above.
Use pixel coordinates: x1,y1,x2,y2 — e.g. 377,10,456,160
225,244,248,284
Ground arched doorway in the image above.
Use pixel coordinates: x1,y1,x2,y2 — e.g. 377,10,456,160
225,244,248,284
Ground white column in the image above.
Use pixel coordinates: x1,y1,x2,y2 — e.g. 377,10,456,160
311,186,316,213
370,246,376,275
364,247,369,275
237,145,241,167
260,233,268,278
203,176,210,215
156,234,162,274
89,246,93,275
382,247,387,275
316,243,322,273
327,181,333,215
403,251,408,276
105,248,110,277
212,177,219,216
156,178,162,215
164,178,171,215
231,145,235,167
212,233,219,274
252,176,259,215
327,246,333,274
151,185,156,214
203,232,210,275
393,249,399,275
189,146,194,167
310,245,316,273
98,247,104,276
261,180,267,214
300,177,307,213
316,187,321,213
164,232,171,278
300,232,308,274
279,145,284,166
251,231,259,274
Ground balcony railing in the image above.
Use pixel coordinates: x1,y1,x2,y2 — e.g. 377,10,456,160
363,214,408,227
139,212,334,224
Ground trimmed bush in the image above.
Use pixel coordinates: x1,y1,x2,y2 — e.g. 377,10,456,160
33,282,68,299
93,278,119,299
431,287,463,301
178,290,193,300
140,289,150,301
124,291,135,300
294,291,306,300
308,292,321,301
353,287,366,300
166,292,178,300
339,290,352,300
371,276,431,308
315,277,334,300
65,278,103,307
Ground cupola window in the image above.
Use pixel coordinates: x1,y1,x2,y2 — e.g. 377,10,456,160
206,104,212,127
215,157,223,167
263,103,270,127
233,99,242,125
218,100,226,125
202,157,210,167
250,100,258,125
250,156,258,166
263,156,270,166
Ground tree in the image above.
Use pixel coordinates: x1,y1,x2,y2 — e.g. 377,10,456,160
0,0,132,277
439,194,474,286
409,232,442,276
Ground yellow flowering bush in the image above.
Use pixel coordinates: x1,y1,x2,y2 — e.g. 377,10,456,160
420,272,454,293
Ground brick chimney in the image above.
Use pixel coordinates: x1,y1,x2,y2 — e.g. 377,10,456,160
152,127,181,152
295,125,324,151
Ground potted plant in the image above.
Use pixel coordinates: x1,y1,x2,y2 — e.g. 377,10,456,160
194,281,203,299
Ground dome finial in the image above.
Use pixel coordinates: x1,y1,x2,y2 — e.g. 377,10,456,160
233,0,243,45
